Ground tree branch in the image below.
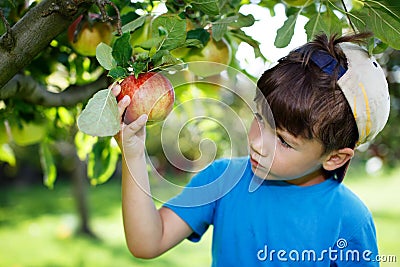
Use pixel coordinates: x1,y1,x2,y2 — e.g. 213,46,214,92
1,74,109,107
0,0,94,89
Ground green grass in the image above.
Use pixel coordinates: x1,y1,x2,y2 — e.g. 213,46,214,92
0,167,399,267
0,180,212,267
345,167,400,266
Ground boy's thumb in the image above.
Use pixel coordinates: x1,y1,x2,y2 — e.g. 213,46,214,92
126,114,148,134
137,114,148,125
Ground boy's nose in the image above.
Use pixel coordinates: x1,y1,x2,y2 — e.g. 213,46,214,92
250,135,267,156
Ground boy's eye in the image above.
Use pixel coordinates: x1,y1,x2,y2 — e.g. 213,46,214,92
278,135,291,148
254,112,264,122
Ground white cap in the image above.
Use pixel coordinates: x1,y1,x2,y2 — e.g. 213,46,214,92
302,42,391,181
338,43,390,146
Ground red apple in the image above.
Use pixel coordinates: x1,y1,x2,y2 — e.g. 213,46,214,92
117,72,175,125
68,13,113,57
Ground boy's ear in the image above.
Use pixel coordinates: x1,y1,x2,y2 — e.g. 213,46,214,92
322,148,355,171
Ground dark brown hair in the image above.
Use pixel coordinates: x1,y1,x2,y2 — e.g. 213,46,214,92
256,33,372,154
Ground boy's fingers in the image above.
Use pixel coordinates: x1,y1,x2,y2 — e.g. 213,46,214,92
110,83,121,97
120,114,148,142
127,114,148,133
118,95,131,118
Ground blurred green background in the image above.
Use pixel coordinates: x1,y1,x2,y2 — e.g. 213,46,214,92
1,0,400,266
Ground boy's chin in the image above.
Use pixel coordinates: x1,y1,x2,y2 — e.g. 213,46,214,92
251,168,291,182
251,167,272,180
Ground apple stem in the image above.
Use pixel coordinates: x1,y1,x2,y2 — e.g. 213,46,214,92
73,14,87,43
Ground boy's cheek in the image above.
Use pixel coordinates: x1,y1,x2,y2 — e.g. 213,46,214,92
248,120,261,137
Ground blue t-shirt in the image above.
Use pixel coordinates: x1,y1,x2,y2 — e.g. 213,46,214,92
164,157,379,266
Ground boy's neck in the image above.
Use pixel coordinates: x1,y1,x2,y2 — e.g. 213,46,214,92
284,168,327,187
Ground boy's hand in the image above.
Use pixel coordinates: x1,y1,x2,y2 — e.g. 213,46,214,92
110,83,148,158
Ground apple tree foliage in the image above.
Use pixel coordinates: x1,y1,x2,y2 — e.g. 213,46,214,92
0,0,400,188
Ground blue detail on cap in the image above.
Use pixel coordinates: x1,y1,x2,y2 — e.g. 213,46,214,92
296,49,347,79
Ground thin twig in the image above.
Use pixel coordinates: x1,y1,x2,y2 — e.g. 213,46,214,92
0,9,11,33
95,0,122,35
107,1,122,35
341,0,357,33
0,8,15,51
326,0,365,29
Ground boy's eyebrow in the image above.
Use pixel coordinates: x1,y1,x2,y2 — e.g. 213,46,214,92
256,102,276,129
255,101,306,147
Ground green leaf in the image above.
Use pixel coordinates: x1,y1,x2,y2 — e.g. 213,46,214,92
0,144,15,166
351,5,400,50
96,43,117,70
108,66,127,80
39,141,57,189
120,15,146,34
112,33,133,67
191,0,221,16
151,14,187,50
372,41,389,54
132,61,148,77
304,9,342,41
87,137,120,185
230,30,264,59
137,36,165,50
149,46,157,58
187,28,210,46
182,39,204,48
367,37,375,55
77,89,121,137
212,16,238,41
258,0,278,16
229,14,255,29
152,50,180,68
274,14,298,48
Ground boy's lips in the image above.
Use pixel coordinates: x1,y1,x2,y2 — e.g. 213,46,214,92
250,152,269,171
250,155,262,168
250,156,258,166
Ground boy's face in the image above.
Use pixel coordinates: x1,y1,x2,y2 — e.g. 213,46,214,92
248,104,327,185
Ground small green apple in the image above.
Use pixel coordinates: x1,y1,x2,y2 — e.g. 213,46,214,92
183,38,232,77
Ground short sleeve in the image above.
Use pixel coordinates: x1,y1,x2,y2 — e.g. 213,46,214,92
163,158,241,242
334,211,379,266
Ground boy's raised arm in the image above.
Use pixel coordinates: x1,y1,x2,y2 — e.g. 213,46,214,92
112,84,193,259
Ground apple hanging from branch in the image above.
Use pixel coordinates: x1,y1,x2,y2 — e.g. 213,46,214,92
77,14,188,137
117,72,175,125
68,13,113,57
182,37,232,77
77,70,175,136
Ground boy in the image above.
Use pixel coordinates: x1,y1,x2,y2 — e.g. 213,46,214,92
112,33,390,266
